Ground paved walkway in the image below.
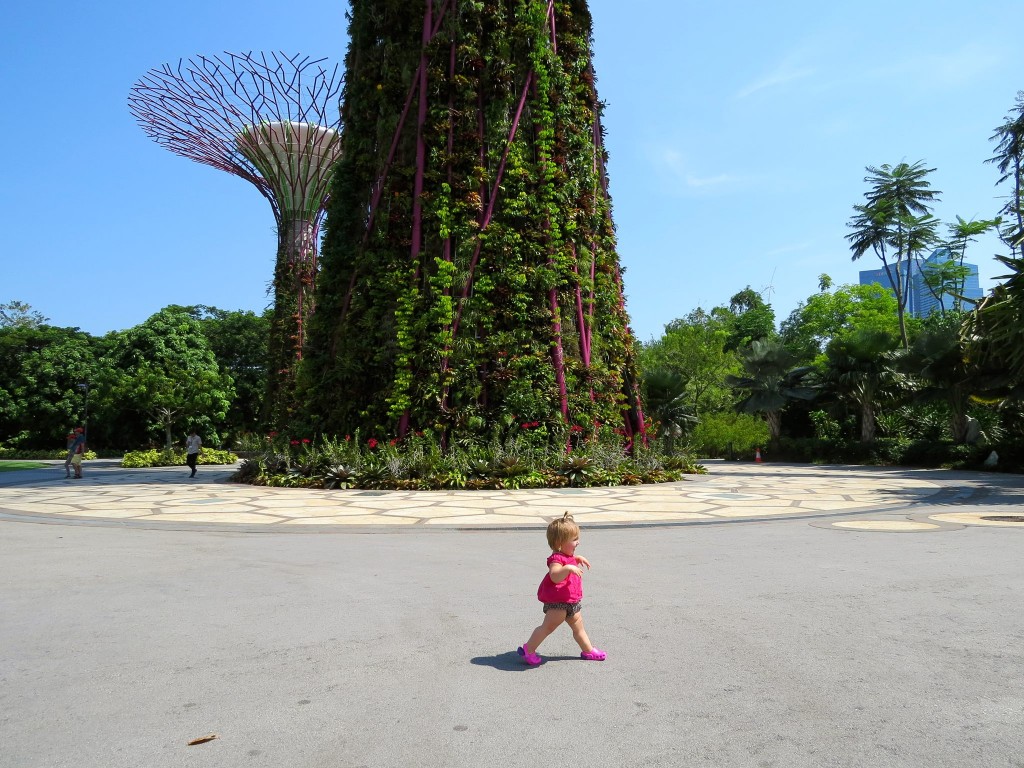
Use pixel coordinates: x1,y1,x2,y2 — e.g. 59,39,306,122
2,459,1023,531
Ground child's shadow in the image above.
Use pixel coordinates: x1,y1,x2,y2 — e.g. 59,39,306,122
470,652,578,671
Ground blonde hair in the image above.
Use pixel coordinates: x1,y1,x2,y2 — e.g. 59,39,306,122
546,512,580,551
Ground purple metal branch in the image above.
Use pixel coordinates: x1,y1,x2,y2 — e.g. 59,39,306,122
450,70,535,341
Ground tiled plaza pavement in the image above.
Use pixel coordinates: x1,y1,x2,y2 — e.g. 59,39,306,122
2,459,1022,531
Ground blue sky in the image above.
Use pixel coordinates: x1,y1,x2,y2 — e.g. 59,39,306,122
2,1,1022,342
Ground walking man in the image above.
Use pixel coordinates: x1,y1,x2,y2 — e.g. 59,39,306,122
185,429,202,478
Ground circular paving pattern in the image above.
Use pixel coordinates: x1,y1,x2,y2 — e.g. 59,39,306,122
831,520,944,533
927,512,1024,528
0,462,955,530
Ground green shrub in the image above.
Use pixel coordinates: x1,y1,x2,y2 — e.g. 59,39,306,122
121,447,238,468
690,413,769,458
229,431,706,490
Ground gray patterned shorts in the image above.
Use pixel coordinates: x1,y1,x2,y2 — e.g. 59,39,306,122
543,601,582,617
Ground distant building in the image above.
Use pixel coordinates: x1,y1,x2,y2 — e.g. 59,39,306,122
858,248,982,318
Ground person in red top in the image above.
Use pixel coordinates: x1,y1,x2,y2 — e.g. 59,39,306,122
517,512,606,666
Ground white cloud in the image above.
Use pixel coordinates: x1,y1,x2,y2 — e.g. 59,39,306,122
737,60,815,98
658,148,740,192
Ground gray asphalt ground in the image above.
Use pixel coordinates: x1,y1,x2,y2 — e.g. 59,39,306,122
2,504,1022,767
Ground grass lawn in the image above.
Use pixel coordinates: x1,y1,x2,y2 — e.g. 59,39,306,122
0,461,48,472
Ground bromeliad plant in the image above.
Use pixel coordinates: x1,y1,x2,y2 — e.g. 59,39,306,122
231,429,705,490
300,0,647,451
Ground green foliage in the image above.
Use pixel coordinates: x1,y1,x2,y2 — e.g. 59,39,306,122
0,324,101,450
639,308,740,415
821,329,902,443
120,447,238,468
986,91,1024,254
780,280,903,363
170,305,269,439
689,412,769,458
846,161,941,348
771,437,1024,473
231,430,704,490
726,339,817,441
300,0,644,445
94,308,235,449
641,368,698,454
0,300,48,329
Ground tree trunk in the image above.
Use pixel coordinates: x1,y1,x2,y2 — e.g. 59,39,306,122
860,401,876,443
766,410,782,442
950,401,969,444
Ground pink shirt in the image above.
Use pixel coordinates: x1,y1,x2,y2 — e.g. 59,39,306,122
537,552,583,603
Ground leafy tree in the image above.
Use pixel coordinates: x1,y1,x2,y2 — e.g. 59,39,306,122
846,161,941,349
725,339,817,442
171,305,270,439
0,325,99,449
641,368,698,454
920,256,973,316
0,301,49,330
779,279,903,363
639,309,740,416
987,91,1024,256
720,287,776,351
920,218,1002,316
94,308,234,448
821,329,901,442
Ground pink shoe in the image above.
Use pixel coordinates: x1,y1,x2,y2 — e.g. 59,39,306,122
580,647,606,661
517,645,542,666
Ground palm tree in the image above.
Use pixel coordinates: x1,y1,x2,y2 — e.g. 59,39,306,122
821,329,901,443
846,161,941,349
966,253,1024,395
642,368,698,455
987,92,1024,256
725,340,817,442
896,322,976,443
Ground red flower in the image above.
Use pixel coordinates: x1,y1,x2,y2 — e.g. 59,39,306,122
290,440,299,446
570,425,584,433
267,431,278,438
367,438,378,449
389,438,398,446
301,438,311,444
345,435,351,442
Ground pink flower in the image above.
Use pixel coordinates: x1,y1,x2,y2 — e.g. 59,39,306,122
345,435,351,442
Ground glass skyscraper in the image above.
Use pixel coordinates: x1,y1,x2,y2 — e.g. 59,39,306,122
858,248,983,318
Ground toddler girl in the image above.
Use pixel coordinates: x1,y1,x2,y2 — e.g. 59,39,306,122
517,512,606,665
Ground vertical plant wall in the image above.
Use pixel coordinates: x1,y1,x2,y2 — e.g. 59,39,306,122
302,0,646,444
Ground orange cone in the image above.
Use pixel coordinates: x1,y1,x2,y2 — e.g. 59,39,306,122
755,447,762,463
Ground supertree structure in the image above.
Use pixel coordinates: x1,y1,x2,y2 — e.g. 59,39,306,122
129,52,342,426
303,0,647,446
